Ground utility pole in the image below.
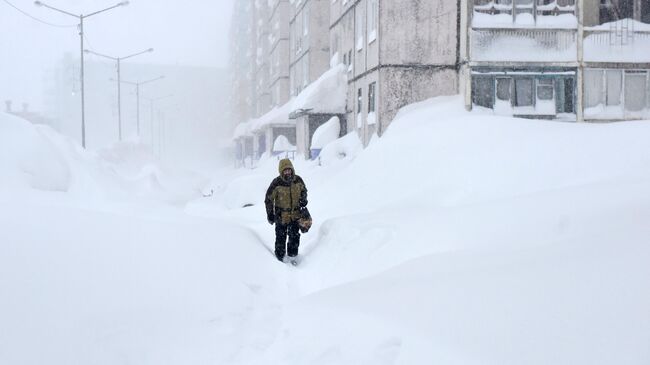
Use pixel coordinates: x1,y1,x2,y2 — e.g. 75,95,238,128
35,0,129,148
84,48,154,141
143,95,173,152
110,76,164,139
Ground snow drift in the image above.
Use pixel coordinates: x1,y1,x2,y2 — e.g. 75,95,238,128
0,112,205,203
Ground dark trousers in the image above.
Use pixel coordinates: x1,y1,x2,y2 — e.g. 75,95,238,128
275,220,300,258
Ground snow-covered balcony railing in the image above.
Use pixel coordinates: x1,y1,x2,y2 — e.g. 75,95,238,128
584,20,650,64
471,28,577,62
472,0,576,29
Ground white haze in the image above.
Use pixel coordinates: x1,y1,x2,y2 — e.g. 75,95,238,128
0,0,235,171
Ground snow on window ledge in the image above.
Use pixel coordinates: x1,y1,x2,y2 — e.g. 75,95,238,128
367,30,377,44
356,36,364,51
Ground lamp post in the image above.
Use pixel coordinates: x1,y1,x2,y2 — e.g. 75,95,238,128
34,0,129,149
110,76,165,138
142,95,173,151
84,48,154,141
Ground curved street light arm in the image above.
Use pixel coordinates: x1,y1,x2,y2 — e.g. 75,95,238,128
34,1,79,18
121,48,154,61
139,75,165,86
84,1,128,18
84,49,118,61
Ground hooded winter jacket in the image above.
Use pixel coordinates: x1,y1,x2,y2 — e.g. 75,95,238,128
265,159,308,225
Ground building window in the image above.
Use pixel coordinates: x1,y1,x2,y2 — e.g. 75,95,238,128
368,82,376,112
290,22,295,54
514,78,534,107
348,50,353,71
624,72,648,112
367,0,378,43
536,79,554,101
496,78,511,102
357,87,363,113
356,6,364,51
302,55,309,87
584,69,650,118
606,70,622,106
303,4,310,36
472,77,494,108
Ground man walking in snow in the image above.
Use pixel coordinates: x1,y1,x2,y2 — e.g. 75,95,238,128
265,158,308,262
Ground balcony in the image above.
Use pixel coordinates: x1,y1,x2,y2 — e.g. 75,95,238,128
471,28,577,62
584,19,650,63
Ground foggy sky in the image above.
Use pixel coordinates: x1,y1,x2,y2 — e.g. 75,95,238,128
0,0,234,111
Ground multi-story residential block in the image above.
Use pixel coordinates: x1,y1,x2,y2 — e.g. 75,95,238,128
288,0,347,160
255,0,272,118
330,0,460,146
249,0,296,162
463,0,580,119
462,0,649,121
289,0,331,96
230,0,256,123
582,0,650,121
230,0,257,162
231,0,649,167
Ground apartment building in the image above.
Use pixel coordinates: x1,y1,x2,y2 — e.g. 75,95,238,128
269,0,292,108
288,0,348,159
229,0,256,128
330,0,460,146
462,0,650,121
582,0,650,120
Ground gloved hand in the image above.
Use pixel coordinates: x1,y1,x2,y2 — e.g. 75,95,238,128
267,214,275,225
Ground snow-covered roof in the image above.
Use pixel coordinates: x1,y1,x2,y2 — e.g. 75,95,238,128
233,121,252,140
292,64,347,114
233,64,348,139
250,102,296,134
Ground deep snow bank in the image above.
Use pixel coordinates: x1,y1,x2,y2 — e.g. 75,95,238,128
0,112,205,203
193,95,650,364
0,112,71,192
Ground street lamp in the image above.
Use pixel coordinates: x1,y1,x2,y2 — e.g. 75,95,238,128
142,94,173,152
84,48,154,141
110,76,165,138
34,0,129,148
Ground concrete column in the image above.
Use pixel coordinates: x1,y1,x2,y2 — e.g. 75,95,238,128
576,0,585,122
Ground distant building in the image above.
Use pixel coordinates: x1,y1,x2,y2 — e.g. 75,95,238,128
43,54,226,153
4,100,55,126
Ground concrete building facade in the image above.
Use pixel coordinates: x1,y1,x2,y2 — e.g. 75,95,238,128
462,0,650,121
330,0,460,146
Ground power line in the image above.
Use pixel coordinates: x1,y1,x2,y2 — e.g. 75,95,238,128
1,0,77,28
83,32,96,52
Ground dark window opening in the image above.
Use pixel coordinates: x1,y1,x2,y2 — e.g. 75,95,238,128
368,82,376,113
472,77,494,108
496,78,511,101
563,78,575,112
599,0,634,23
357,88,363,114
514,78,534,107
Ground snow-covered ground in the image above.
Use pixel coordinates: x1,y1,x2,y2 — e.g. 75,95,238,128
1,96,649,364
